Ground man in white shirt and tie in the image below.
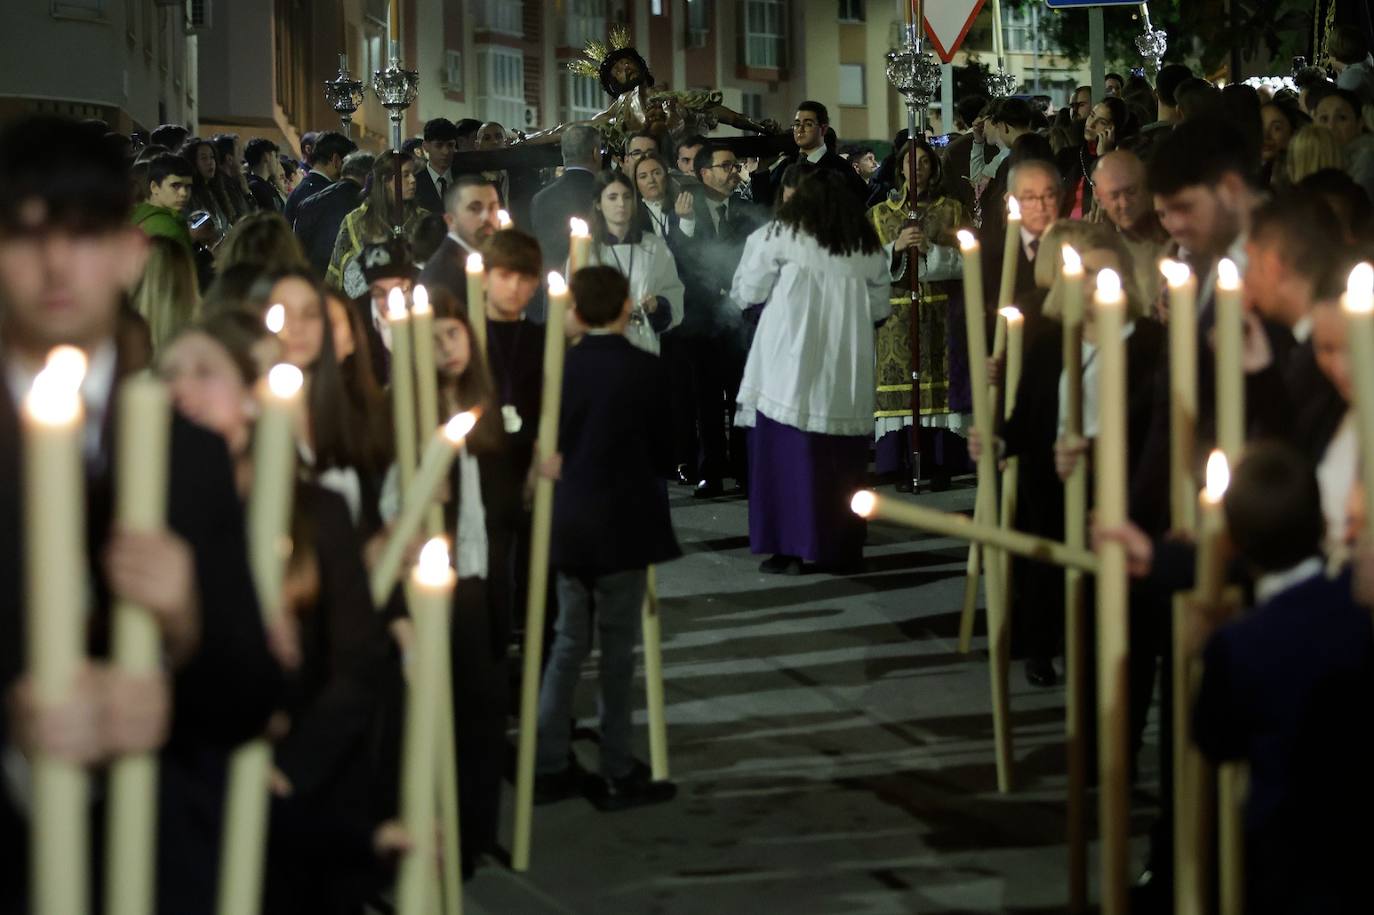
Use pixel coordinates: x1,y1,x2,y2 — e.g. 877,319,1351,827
416,117,460,215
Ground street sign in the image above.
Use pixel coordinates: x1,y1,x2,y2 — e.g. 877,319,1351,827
1044,0,1142,7
923,1,988,65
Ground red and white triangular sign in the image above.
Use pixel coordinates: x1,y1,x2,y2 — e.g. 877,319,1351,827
923,0,988,65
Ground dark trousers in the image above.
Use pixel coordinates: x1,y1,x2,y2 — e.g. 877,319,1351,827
661,334,698,478
450,577,507,872
688,333,747,484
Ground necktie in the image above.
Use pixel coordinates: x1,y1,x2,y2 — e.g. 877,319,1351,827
437,176,448,202
1027,238,1040,262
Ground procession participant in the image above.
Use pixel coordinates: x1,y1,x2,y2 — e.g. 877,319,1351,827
326,151,431,298
750,101,868,207
414,117,461,216
294,150,374,276
285,131,358,226
417,175,501,304
1093,151,1170,305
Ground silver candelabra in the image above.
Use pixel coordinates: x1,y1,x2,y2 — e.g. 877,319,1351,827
373,41,419,151
324,53,367,138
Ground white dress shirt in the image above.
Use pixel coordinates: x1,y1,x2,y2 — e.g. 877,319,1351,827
1318,412,1358,553
591,232,685,356
427,163,453,202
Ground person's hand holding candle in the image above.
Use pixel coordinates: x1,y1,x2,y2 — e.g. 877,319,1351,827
103,526,200,667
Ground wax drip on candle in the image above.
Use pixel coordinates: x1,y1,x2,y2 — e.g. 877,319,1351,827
386,286,408,320
547,271,568,295
415,537,452,585
412,284,430,315
1007,196,1021,221
1061,245,1082,276
569,217,589,238
497,209,512,229
267,363,304,399
265,304,285,335
957,229,978,251
850,490,878,519
1345,262,1374,313
442,408,481,443
466,252,484,274
1160,258,1192,288
1204,450,1230,504
1217,258,1240,290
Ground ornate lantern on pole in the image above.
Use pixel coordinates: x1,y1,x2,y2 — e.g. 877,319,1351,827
373,41,419,153
986,0,1020,98
1135,4,1168,76
323,53,367,139
885,4,942,491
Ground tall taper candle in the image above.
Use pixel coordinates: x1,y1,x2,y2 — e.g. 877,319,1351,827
957,229,1014,792
218,363,303,915
997,196,1023,311
466,252,488,359
513,272,572,869
568,217,592,275
396,540,455,915
388,286,418,496
24,356,90,915
1163,259,1199,531
1093,268,1130,915
106,375,172,915
1214,258,1244,460
409,285,444,537
1342,263,1374,531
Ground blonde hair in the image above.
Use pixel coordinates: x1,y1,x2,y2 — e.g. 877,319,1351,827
1286,125,1346,184
131,235,201,352
1034,219,1148,320
214,211,309,275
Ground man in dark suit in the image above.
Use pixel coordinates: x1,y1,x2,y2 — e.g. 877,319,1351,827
285,130,356,226
413,117,460,216
530,124,601,279
749,100,869,208
1193,442,1374,914
676,143,767,497
978,157,1058,324
244,137,285,212
0,115,282,914
294,150,373,275
417,174,501,305
938,95,991,212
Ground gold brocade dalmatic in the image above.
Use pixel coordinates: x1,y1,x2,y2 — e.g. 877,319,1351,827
866,190,968,422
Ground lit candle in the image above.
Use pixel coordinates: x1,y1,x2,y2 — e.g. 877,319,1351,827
217,362,303,915
409,285,443,537
997,306,1024,587
264,303,285,335
1342,263,1374,535
957,229,1013,793
106,375,172,915
369,409,480,605
997,195,1023,310
568,217,591,276
1162,259,1199,533
497,208,512,228
513,272,572,869
1092,267,1130,915
1214,258,1244,460
1195,450,1230,605
387,286,418,496
466,252,488,359
395,539,456,915
24,354,90,915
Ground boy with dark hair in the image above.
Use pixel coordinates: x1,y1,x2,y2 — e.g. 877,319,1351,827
149,122,188,153
0,114,281,911
534,265,680,810
417,117,462,213
244,137,283,212
1193,442,1374,913
131,152,195,253
286,130,357,223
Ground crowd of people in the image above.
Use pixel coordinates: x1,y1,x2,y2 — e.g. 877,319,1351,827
3,18,1374,913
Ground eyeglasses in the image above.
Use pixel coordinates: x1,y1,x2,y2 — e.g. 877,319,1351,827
792,120,819,129
626,148,651,159
708,162,743,173
1017,193,1060,208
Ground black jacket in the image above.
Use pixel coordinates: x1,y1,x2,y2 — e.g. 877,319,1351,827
552,334,681,574
0,362,282,913
417,236,475,308
413,166,453,217
247,173,284,213
750,149,870,208
674,193,767,339
284,169,333,226
293,178,365,275
530,168,598,274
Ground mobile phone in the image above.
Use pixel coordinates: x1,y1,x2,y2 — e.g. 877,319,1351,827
190,211,212,230
929,133,952,149
1130,67,1145,78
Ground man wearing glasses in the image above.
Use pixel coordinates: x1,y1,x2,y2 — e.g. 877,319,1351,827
750,101,870,207
979,160,1061,320
618,131,661,174
1094,150,1169,304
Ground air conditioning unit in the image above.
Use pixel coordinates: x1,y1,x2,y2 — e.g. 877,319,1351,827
524,105,539,128
443,50,463,90
184,0,211,33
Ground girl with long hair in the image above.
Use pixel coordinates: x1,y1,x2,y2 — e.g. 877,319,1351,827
631,151,694,246
865,137,972,490
327,151,431,296
588,169,684,355
731,170,891,574
178,136,230,238
216,211,311,276
131,233,201,352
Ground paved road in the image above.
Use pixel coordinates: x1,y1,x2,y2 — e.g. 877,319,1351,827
466,480,1156,914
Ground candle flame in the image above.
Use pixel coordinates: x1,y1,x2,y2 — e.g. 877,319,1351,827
1061,245,1082,276
386,286,408,320
497,209,512,228
266,363,303,399
1095,267,1123,302
850,490,878,519
25,364,83,426
1216,258,1240,291
547,271,568,295
569,217,589,238
442,408,481,444
415,537,452,586
1006,195,1021,220
265,304,285,335
956,229,978,252
1345,262,1374,314
1160,258,1192,288
466,252,484,274
998,306,1023,323
411,284,430,315
1204,450,1230,502
44,345,88,384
